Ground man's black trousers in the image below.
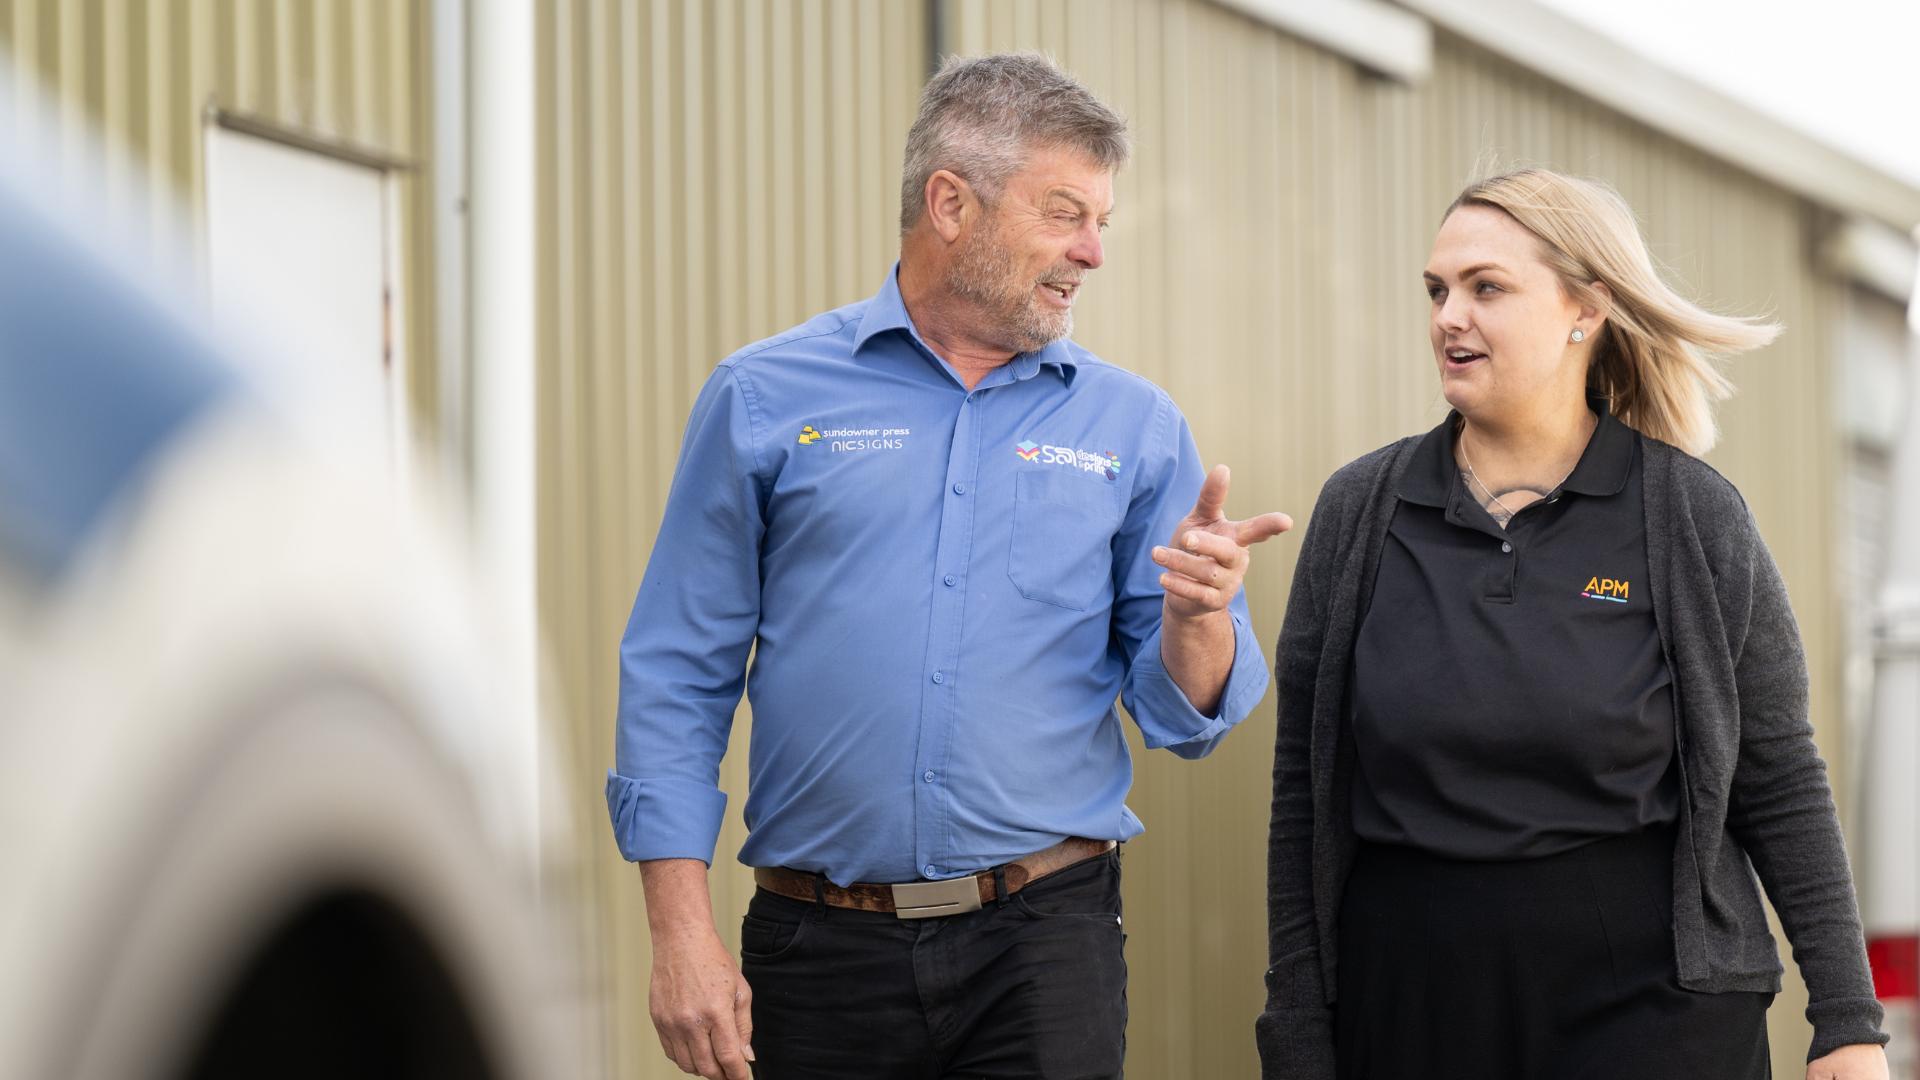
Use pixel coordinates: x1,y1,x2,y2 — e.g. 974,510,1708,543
742,849,1127,1079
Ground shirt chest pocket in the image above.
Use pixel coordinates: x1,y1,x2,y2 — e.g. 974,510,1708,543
1008,469,1122,611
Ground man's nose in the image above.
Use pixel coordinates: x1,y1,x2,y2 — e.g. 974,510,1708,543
1068,221,1104,270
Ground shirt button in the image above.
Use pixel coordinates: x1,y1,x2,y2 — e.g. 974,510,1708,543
943,574,957,587
924,864,937,877
1501,541,1513,553
923,770,936,783
952,482,967,495
931,671,945,684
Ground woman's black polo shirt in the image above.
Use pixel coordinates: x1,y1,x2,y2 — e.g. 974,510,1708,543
1350,401,1679,859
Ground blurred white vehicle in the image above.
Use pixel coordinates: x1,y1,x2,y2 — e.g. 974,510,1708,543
0,95,577,1080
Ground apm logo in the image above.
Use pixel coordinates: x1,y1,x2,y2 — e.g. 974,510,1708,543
1582,576,1629,604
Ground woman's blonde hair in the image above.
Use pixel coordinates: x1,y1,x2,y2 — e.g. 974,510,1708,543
1448,169,1780,456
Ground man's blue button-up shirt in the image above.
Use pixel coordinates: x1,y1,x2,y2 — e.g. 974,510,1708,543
607,268,1269,886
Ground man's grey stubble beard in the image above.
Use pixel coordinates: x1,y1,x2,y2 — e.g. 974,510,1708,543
946,220,1074,353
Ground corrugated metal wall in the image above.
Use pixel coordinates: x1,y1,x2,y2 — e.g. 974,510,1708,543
532,2,931,1074
0,0,439,432
542,1,1851,1076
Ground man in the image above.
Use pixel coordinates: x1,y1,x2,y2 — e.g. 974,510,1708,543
608,52,1289,1080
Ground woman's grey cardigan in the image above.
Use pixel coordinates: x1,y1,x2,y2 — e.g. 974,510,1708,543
1257,433,1888,1076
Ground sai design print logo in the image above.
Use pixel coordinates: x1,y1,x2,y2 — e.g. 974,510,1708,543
1014,438,1123,481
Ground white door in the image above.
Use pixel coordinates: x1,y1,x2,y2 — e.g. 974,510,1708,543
203,123,408,464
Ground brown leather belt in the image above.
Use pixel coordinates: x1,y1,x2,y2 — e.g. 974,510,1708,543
753,837,1116,920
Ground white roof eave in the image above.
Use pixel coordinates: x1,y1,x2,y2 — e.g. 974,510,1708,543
1390,0,1920,234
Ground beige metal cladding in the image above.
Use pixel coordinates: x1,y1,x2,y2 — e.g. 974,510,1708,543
534,1,931,1075
549,1,1848,1078
0,0,438,434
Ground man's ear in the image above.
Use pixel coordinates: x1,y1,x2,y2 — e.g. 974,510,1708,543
924,169,973,243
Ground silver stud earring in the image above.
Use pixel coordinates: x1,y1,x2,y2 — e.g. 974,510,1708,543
1570,328,1585,343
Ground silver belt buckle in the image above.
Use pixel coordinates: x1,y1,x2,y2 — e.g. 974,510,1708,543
890,875,983,920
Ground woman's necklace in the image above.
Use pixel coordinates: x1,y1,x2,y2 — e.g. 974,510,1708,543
1458,427,1579,524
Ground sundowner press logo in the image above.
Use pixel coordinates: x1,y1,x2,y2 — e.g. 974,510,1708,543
1582,576,1629,603
1015,438,1123,481
799,423,911,452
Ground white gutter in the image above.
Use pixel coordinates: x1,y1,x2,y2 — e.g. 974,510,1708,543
469,0,542,874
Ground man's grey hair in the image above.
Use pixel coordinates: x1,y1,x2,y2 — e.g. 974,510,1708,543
899,52,1131,234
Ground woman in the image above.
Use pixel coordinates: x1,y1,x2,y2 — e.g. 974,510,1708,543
1256,169,1890,1080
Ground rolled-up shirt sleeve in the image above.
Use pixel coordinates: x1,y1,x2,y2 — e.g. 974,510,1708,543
606,363,766,864
1111,395,1269,759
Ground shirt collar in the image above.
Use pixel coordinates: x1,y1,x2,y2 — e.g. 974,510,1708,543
1398,394,1633,507
1558,396,1635,496
852,263,1079,385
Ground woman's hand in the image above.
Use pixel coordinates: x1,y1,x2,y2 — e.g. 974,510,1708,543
1806,1043,1889,1080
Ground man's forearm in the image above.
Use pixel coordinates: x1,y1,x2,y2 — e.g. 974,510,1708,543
1160,606,1234,716
640,857,720,939
636,857,756,1078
